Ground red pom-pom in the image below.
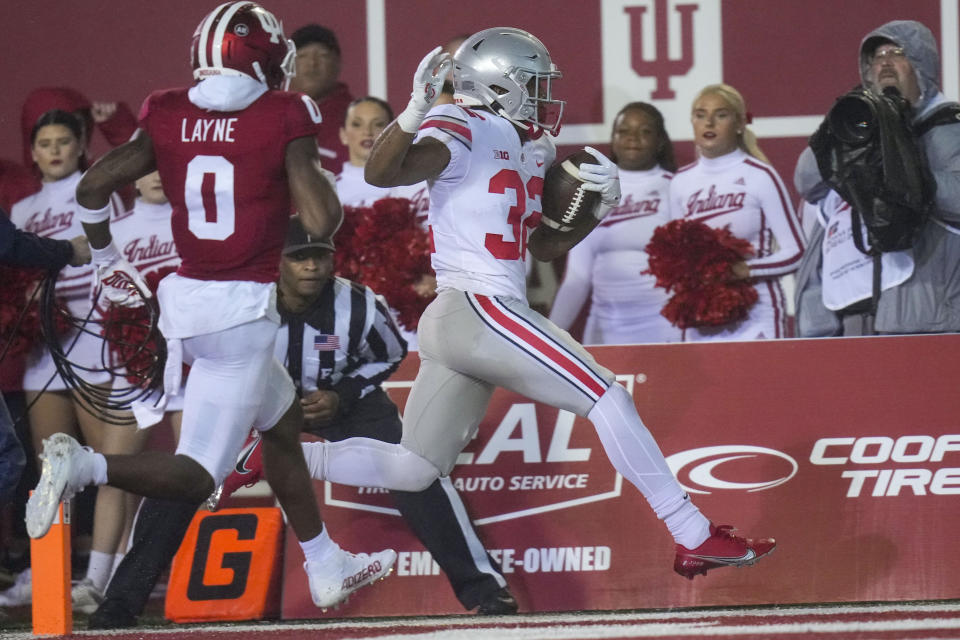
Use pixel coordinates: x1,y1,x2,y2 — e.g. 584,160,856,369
0,267,71,357
644,219,757,329
334,198,434,331
100,265,176,384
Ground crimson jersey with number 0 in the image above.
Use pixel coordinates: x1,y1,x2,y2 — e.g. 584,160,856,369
139,89,322,283
416,104,555,300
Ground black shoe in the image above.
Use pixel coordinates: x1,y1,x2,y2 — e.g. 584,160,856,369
87,598,137,629
476,587,518,615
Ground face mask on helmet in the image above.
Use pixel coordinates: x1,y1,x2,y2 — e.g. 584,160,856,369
452,27,565,137
191,1,295,90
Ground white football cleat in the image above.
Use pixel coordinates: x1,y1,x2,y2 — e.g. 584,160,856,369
305,547,397,609
26,433,95,539
71,578,104,614
0,569,32,607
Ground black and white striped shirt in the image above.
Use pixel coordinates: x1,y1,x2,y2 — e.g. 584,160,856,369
275,276,408,413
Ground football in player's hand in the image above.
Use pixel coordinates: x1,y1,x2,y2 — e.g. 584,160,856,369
540,150,603,232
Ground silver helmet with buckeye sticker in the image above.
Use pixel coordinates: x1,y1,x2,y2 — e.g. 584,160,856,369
452,27,565,137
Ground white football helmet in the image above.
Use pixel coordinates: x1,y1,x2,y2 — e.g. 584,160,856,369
452,27,564,137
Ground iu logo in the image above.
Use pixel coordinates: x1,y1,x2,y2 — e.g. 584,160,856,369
599,1,721,142
624,0,698,100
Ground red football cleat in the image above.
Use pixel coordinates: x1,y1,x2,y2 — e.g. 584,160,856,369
205,431,263,511
674,523,776,579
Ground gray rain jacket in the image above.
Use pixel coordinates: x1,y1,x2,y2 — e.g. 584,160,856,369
794,20,960,335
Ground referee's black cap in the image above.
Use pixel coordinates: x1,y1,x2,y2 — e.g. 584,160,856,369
284,214,335,254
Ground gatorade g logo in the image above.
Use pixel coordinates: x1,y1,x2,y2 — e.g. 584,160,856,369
166,507,283,622
186,513,257,600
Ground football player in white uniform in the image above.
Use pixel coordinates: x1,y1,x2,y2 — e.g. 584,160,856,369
300,27,776,580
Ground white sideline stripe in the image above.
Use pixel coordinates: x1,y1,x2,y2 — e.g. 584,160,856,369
359,619,960,639
38,601,960,638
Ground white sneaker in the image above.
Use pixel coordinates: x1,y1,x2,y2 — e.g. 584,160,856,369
305,547,397,609
0,569,32,607
25,433,96,539
71,578,104,614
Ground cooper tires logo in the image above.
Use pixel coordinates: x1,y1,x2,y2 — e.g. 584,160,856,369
666,445,797,494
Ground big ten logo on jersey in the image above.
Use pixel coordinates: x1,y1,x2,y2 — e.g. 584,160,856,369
325,374,637,525
602,0,721,141
165,508,284,622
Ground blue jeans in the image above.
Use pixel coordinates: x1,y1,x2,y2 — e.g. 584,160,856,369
0,394,26,507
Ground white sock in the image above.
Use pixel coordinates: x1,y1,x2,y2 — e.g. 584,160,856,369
299,527,339,564
89,452,108,486
588,384,710,548
648,486,711,549
85,550,113,591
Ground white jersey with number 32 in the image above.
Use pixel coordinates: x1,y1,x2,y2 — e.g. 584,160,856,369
416,104,556,300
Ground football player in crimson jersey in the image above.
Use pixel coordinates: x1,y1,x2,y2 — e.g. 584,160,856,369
295,27,776,583
26,1,396,614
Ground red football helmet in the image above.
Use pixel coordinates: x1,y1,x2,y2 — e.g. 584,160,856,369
190,1,295,89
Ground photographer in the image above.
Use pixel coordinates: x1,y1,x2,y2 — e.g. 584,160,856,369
794,20,960,335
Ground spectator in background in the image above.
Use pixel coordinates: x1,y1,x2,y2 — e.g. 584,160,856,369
669,84,804,341
2,109,122,608
549,102,681,344
290,24,353,173
794,20,960,336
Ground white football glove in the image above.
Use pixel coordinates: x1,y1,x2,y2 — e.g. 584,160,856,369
579,146,622,220
91,243,150,308
396,46,452,133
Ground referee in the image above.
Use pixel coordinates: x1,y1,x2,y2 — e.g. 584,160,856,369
270,215,516,614
89,216,515,628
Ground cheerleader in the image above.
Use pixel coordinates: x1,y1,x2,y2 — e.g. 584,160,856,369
549,103,681,344
337,96,433,348
669,84,804,341
9,109,123,609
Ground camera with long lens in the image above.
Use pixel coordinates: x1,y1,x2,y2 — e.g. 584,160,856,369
810,84,933,254
826,86,910,146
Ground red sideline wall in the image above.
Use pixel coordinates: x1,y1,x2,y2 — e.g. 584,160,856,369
3,0,953,206
281,334,960,617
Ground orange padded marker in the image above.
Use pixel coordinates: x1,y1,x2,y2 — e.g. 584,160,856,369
30,496,72,635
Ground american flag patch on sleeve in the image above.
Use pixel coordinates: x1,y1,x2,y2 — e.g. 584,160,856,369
314,334,340,351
